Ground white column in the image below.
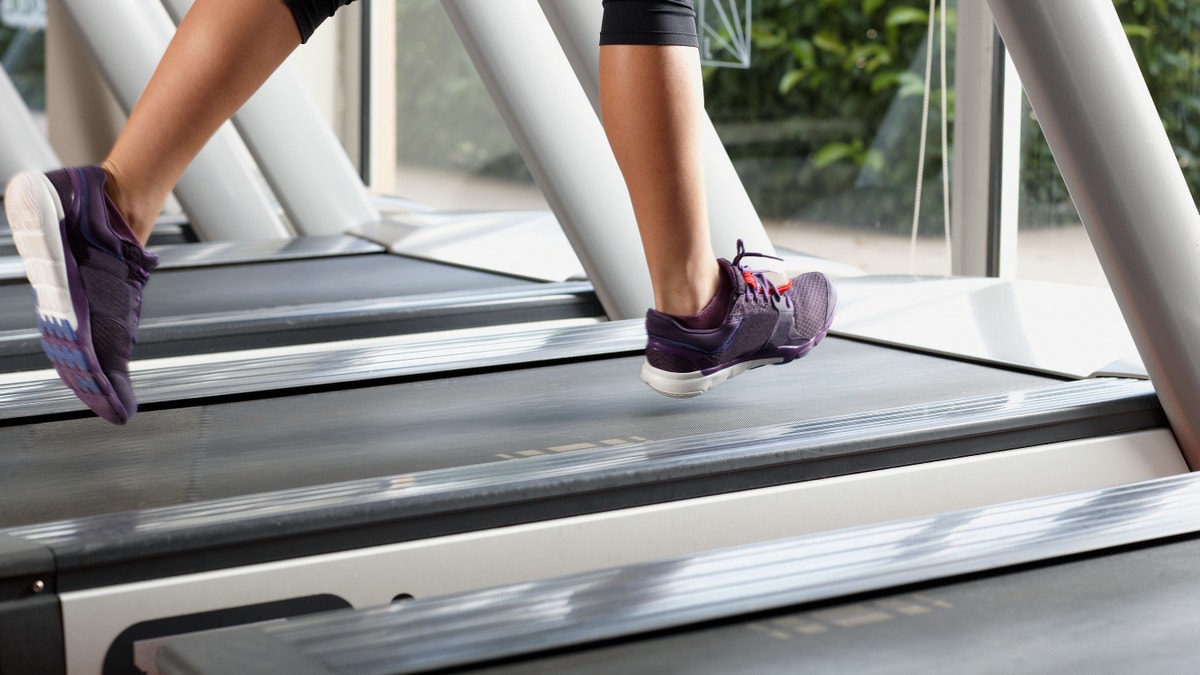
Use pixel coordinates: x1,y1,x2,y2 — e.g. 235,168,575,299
988,0,1200,467
56,0,290,240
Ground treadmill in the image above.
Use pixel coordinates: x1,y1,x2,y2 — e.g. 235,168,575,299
2,1,1198,673
0,275,1178,674
150,1,1200,671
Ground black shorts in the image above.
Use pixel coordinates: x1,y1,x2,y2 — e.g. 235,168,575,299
283,0,698,48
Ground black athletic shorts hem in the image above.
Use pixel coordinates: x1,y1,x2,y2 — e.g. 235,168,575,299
598,31,700,48
283,0,354,44
599,0,699,48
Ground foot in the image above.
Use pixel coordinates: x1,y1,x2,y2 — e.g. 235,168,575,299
641,240,836,398
4,166,159,424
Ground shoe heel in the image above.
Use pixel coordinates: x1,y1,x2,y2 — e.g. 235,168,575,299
6,172,75,323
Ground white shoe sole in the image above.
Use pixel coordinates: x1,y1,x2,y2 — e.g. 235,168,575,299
6,171,76,330
640,357,782,399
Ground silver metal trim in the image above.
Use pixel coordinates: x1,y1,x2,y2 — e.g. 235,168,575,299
133,282,597,339
148,236,385,269
0,256,23,281
232,470,1200,674
0,318,634,421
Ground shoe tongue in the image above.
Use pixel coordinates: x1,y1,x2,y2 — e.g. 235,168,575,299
761,270,789,288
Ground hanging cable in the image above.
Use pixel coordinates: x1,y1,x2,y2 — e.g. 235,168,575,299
940,0,951,272
909,0,952,275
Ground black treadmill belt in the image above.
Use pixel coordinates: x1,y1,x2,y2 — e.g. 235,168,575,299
0,253,600,370
141,255,534,315
0,338,1057,527
469,536,1200,675
0,254,531,330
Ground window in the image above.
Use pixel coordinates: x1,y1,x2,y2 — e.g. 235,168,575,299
704,0,956,276
1016,0,1200,287
391,0,546,211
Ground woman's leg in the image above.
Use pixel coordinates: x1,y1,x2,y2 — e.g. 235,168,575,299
599,43,720,318
4,0,351,424
598,0,836,398
103,0,306,244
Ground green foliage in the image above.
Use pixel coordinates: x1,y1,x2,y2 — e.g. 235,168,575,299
703,0,956,233
392,0,532,182
703,0,1200,231
0,24,45,110
1021,0,1200,226
386,0,1199,233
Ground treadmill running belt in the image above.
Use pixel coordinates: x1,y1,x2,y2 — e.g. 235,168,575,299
0,254,533,331
0,338,1057,527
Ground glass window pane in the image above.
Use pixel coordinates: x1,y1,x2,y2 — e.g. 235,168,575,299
392,0,547,211
0,5,46,118
705,0,956,276
1017,0,1200,287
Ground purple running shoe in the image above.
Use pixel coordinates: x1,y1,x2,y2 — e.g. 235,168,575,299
641,240,836,398
4,166,159,424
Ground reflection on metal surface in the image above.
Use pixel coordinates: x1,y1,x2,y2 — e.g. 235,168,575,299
0,318,633,420
175,472,1200,674
834,276,1145,379
354,211,585,282
149,235,385,270
0,256,21,280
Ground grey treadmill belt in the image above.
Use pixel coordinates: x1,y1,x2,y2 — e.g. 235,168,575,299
0,255,530,329
141,255,532,314
0,338,1059,528
0,254,601,369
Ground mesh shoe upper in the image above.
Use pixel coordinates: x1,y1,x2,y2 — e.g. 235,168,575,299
644,241,836,383
24,167,157,423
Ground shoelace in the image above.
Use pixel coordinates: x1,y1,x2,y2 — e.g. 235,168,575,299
731,240,792,304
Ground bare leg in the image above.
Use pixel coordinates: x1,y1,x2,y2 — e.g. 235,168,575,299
599,44,720,317
101,0,303,245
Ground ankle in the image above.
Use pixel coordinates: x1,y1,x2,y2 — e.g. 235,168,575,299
654,259,725,319
100,161,154,246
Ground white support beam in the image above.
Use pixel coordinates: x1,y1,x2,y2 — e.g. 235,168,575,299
538,0,774,258
442,0,653,320
55,0,290,241
988,0,1200,468
161,0,380,237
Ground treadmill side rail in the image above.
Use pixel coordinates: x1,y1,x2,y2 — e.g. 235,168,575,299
0,534,64,674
